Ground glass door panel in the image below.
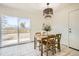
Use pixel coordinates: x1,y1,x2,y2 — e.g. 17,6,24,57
19,18,30,43
1,16,18,46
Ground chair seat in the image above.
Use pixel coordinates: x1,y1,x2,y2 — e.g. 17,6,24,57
42,39,56,46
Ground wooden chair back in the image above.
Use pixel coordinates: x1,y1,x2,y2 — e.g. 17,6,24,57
55,34,61,42
35,32,41,36
55,34,61,51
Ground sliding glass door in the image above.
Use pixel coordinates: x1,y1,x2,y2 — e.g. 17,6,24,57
0,16,30,47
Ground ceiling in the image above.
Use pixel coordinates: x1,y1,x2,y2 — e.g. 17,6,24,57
1,3,61,12
0,3,79,13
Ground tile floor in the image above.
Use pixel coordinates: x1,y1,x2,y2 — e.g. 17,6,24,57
0,42,79,56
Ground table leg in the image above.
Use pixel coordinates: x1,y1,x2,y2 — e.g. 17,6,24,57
41,39,43,56
46,40,48,56
58,43,61,52
34,36,37,49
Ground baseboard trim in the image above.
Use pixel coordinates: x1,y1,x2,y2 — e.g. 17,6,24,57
61,44,79,51
69,47,79,51
0,41,34,48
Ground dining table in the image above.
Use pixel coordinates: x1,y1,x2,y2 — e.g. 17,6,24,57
34,33,61,56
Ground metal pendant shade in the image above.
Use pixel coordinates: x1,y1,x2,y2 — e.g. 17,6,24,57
43,3,53,18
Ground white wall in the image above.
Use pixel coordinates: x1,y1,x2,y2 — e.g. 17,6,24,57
52,4,79,46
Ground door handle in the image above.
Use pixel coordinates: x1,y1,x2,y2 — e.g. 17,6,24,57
69,28,72,33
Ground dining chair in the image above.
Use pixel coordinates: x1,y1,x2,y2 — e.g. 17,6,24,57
41,35,56,56
55,34,61,52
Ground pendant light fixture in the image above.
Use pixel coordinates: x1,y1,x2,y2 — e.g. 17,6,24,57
43,3,53,18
